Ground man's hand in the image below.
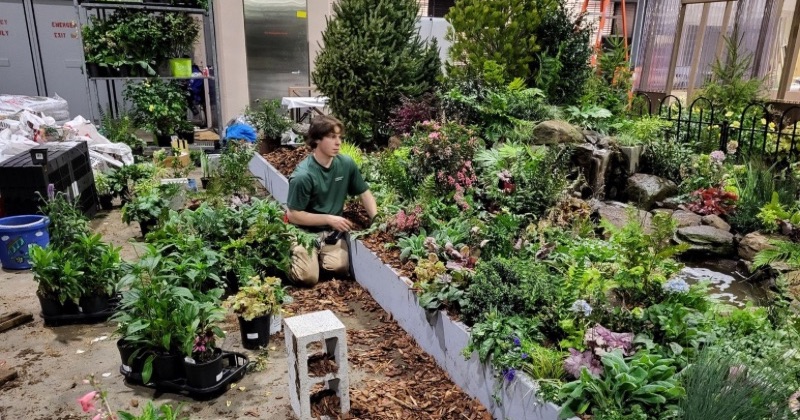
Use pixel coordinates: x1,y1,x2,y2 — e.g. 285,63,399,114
327,215,354,232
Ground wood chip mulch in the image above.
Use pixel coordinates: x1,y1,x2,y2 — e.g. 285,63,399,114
286,280,490,420
264,145,310,177
359,230,415,279
308,352,339,377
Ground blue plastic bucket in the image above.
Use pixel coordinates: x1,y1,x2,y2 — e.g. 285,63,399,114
0,215,51,270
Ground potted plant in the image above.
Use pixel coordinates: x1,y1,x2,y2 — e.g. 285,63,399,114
72,233,122,314
182,292,227,389
121,184,172,237
95,171,114,210
29,245,84,316
245,99,293,154
100,112,146,155
199,152,212,189
159,13,199,78
113,252,201,383
123,80,189,146
224,275,291,349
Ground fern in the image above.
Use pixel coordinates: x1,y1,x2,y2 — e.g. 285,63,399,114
752,239,800,269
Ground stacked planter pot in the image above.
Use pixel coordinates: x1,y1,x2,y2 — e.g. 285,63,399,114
249,154,565,420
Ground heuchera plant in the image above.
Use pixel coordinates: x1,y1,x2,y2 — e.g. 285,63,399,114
388,205,423,234
564,324,634,378
686,186,738,216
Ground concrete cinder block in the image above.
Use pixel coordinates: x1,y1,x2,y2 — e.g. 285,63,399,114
284,310,350,419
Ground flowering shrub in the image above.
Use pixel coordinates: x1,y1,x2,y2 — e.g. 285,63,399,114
686,186,738,216
409,120,481,187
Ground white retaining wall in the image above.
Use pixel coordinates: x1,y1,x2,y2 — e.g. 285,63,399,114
250,153,564,420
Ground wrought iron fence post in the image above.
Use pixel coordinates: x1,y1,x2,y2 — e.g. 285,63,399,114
719,120,730,152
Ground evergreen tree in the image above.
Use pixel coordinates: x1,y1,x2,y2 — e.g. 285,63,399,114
446,0,591,105
313,0,441,145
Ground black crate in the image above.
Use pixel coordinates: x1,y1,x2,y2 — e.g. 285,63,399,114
0,142,98,217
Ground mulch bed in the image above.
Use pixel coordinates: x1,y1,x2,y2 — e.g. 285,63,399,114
263,146,310,177
286,280,490,420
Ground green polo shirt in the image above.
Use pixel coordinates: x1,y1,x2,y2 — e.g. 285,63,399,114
287,154,369,218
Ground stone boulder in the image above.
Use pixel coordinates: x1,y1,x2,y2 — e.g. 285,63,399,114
674,225,735,256
595,201,652,233
701,214,731,232
738,231,778,261
672,210,702,227
531,120,584,145
626,174,678,210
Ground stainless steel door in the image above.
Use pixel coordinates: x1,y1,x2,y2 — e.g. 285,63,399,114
31,0,91,119
0,0,39,96
244,0,310,103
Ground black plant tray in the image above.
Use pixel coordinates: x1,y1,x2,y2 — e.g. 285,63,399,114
119,352,249,400
41,296,120,327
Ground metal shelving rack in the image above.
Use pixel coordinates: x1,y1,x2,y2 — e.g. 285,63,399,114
72,0,221,132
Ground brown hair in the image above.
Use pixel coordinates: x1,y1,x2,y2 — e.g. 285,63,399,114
306,115,344,149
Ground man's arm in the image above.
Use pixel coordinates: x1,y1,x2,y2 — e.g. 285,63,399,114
360,190,378,221
286,209,354,232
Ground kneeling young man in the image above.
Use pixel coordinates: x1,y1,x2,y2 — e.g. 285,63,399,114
285,116,377,286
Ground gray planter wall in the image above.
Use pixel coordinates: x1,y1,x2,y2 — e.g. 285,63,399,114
250,153,564,420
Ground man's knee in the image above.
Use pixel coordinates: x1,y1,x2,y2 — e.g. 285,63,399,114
290,244,319,286
320,239,350,275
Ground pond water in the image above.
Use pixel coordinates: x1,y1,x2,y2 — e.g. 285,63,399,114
675,258,770,306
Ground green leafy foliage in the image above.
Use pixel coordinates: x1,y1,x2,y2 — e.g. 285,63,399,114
446,0,548,83
613,116,672,146
500,146,571,219
118,401,187,420
580,36,632,117
246,98,293,143
313,0,440,144
642,138,692,184
728,159,800,232
124,80,189,136
461,258,559,326
463,312,543,363
29,245,84,304
38,192,89,249
100,112,146,151
694,24,765,116
559,350,684,419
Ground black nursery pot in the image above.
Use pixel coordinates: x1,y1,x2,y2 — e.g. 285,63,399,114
152,351,184,382
155,134,173,147
99,195,114,210
38,295,79,317
184,349,224,389
79,293,110,314
139,219,157,237
200,177,210,190
238,315,271,350
117,339,147,376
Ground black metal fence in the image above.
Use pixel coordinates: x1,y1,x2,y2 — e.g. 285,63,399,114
633,92,800,164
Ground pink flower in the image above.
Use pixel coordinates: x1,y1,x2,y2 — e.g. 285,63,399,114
92,413,104,420
78,391,98,413
428,132,440,140
710,150,725,163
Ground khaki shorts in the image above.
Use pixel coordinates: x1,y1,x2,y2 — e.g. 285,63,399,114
289,231,350,286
